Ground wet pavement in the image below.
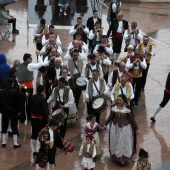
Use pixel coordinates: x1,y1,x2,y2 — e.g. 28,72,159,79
0,0,170,170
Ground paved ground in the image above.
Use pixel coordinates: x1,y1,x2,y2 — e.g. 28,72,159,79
0,0,170,170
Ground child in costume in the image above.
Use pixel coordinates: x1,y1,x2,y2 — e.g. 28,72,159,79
79,134,96,170
36,119,64,170
132,148,154,170
84,114,105,155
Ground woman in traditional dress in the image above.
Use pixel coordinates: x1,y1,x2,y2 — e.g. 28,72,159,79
105,94,138,165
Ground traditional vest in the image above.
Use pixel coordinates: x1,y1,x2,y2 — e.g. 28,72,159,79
36,24,48,43
88,78,105,99
91,29,102,46
68,58,83,75
17,62,33,81
85,63,100,79
136,160,152,170
138,43,152,64
129,56,144,78
83,143,94,157
54,87,69,104
125,29,139,46
96,54,109,75
45,33,58,40
114,83,131,105
112,70,132,87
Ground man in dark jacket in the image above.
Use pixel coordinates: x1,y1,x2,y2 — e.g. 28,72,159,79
86,10,101,31
30,85,49,154
107,12,128,65
0,78,21,149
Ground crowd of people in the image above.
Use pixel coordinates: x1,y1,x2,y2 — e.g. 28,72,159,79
1,1,170,169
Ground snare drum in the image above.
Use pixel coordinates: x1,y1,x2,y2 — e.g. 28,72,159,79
92,98,107,113
52,109,67,122
76,77,87,90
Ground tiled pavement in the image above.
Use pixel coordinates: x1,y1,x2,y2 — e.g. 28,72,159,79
0,0,170,170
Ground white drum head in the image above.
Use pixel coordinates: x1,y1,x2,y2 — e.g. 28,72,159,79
92,98,104,109
52,109,61,116
76,77,86,86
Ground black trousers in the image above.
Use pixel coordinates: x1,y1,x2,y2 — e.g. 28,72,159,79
160,90,170,108
112,37,123,53
8,18,16,30
59,108,69,138
36,42,43,51
73,86,81,108
87,102,101,124
142,63,150,89
103,72,108,84
20,88,33,122
31,119,46,140
132,77,142,102
1,111,18,134
48,147,57,164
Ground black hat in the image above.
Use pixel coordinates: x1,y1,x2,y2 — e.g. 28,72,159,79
97,46,106,53
139,149,149,158
88,54,96,59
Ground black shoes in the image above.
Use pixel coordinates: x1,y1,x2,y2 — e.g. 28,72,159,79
150,117,156,123
12,29,19,34
2,144,6,148
2,144,21,148
13,144,21,149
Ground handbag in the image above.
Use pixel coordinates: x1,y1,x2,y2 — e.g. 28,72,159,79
62,138,75,153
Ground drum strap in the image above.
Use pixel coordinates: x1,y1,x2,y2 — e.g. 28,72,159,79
93,80,100,95
73,61,80,74
58,91,62,102
120,86,130,107
120,86,124,96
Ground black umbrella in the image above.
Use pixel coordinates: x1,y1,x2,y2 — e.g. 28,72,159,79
0,0,17,7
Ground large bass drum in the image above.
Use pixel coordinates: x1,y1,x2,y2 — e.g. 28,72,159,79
76,77,87,90
92,98,107,113
52,109,67,122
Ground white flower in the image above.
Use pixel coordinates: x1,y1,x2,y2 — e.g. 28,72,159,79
24,86,27,89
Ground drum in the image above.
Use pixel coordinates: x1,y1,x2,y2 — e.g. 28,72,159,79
52,109,67,122
76,77,87,90
92,98,107,113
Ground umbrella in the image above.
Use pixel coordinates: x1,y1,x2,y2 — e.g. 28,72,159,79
0,0,17,7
